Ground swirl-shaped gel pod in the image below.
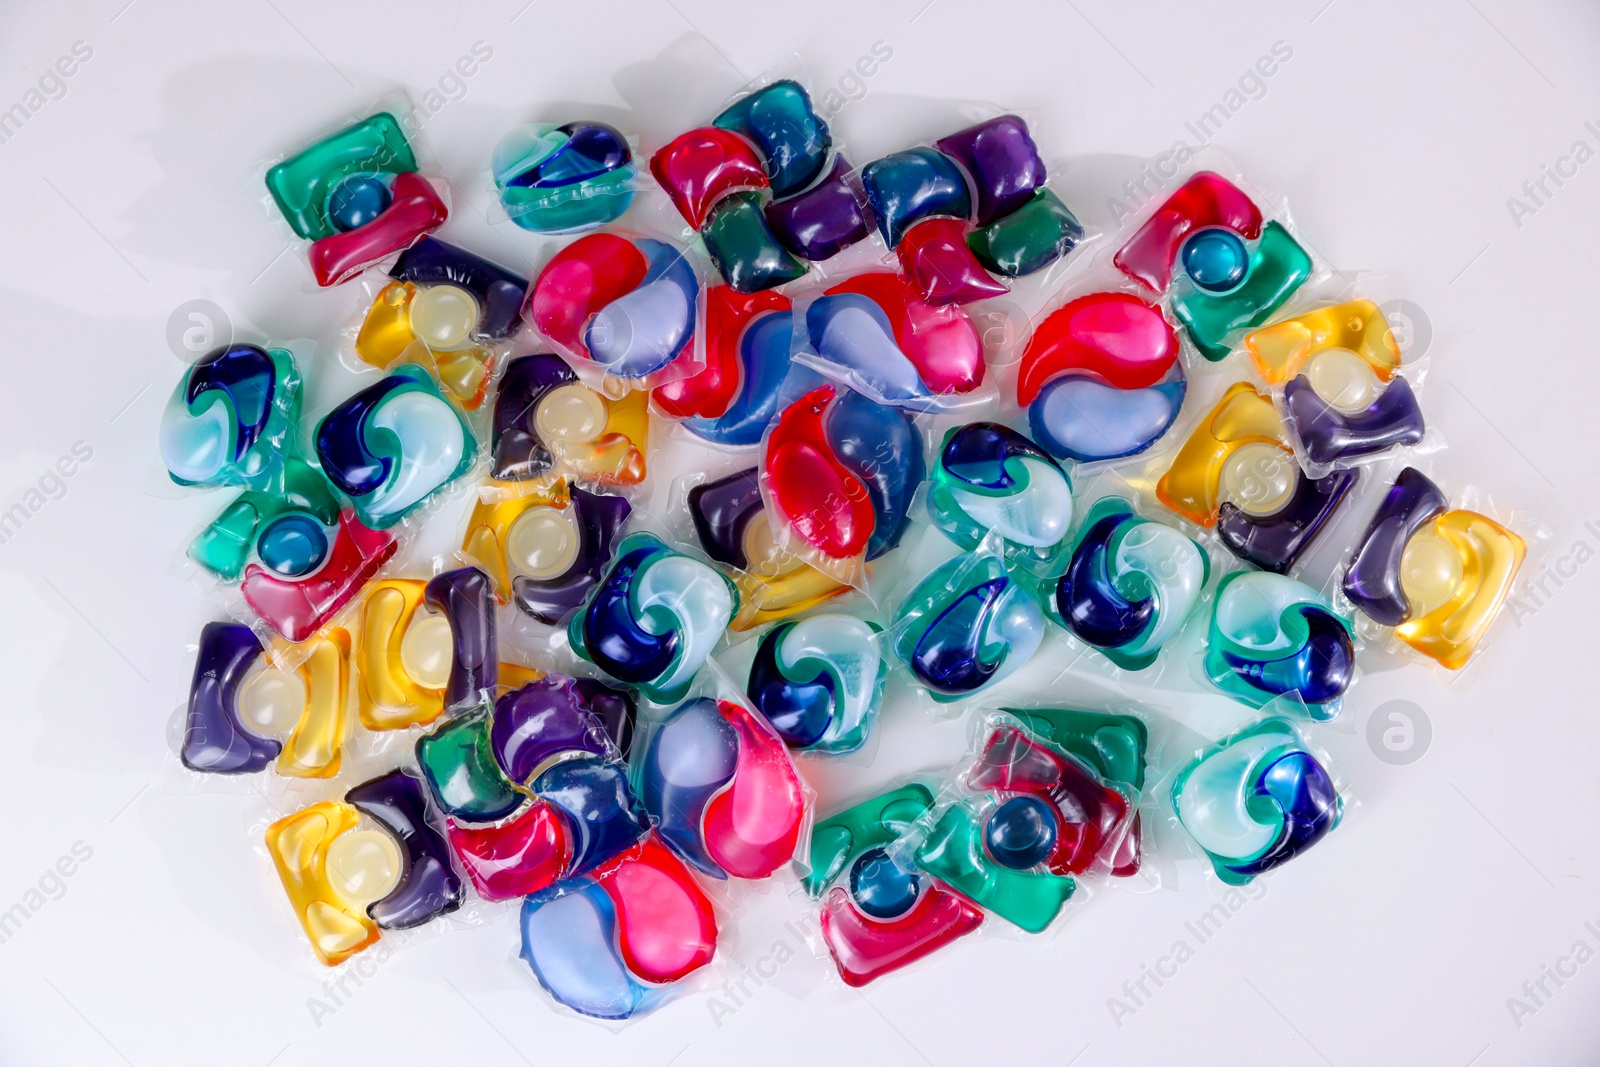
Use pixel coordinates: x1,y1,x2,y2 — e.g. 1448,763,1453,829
231,627,352,780
927,423,1073,556
490,353,649,486
266,801,393,965
763,385,924,570
891,554,1044,701
712,79,831,199
650,126,769,230
1017,292,1186,462
861,147,972,249
747,613,886,754
1205,572,1356,719
1045,496,1210,671
804,272,985,409
1344,468,1525,668
1171,717,1342,885
568,533,738,702
314,364,477,530
423,567,497,709
1113,172,1310,360
518,835,717,1020
493,121,635,234
181,622,279,774
687,467,850,630
638,698,807,879
529,234,699,382
804,784,982,986
345,769,464,929
241,508,397,643
654,287,823,447
161,344,301,491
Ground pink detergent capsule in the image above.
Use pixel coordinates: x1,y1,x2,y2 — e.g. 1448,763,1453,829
447,801,572,902
598,834,718,983
820,884,983,987
702,701,807,879
896,216,1010,306
650,127,769,229
528,233,650,361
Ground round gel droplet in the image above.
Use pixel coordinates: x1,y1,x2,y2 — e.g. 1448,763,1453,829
1400,528,1463,618
985,795,1057,871
239,667,305,736
400,614,453,689
1182,228,1248,292
328,175,392,232
849,847,920,920
1221,442,1296,517
325,829,402,907
507,505,579,580
257,512,328,577
1305,348,1380,413
535,383,606,443
409,284,479,350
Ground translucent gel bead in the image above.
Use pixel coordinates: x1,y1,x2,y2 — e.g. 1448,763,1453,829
240,667,305,736
328,174,392,232
1219,441,1297,517
1399,528,1465,618
324,829,402,907
536,383,607,443
507,506,580,580
257,512,328,577
400,615,453,690
850,848,920,919
1181,228,1248,291
409,284,479,350
985,796,1057,870
1304,348,1381,414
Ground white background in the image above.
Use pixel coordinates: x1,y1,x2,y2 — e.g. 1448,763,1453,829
1,1,1598,1064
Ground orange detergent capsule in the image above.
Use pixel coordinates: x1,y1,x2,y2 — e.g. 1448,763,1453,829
1395,510,1526,669
240,628,353,779
1244,298,1399,385
265,801,398,966
1156,381,1294,527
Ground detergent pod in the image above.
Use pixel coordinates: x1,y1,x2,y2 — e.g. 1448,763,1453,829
653,285,824,448
185,454,397,643
263,104,448,287
160,342,301,492
797,271,991,412
802,783,982,986
264,767,464,966
652,78,867,291
685,466,852,631
925,421,1074,564
349,237,530,411
1156,380,1357,574
1341,467,1528,671
314,362,480,531
488,352,650,488
1202,570,1356,721
1243,296,1433,478
492,120,636,234
738,609,888,757
861,113,1087,306
900,711,1137,933
1015,290,1188,464
1114,169,1313,360
888,538,1045,704
566,532,739,703
461,476,631,625
1167,710,1344,886
759,383,925,586
1037,494,1211,673
526,230,703,395
634,670,812,882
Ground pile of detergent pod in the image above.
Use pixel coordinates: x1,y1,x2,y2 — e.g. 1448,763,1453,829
160,77,1531,1021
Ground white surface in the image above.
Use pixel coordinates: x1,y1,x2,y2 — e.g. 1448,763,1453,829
1,1,1597,1064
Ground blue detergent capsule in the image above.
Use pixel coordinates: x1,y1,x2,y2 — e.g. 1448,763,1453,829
849,846,921,919
256,512,327,577
327,174,392,232
984,795,1057,870
1181,228,1249,292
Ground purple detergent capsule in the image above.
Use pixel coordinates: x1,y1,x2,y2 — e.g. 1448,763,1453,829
425,567,497,708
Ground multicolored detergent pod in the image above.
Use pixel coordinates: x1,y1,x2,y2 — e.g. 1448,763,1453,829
897,216,1011,306
1016,292,1186,463
687,467,850,630
762,384,924,574
1157,381,1356,573
440,674,647,901
926,422,1073,558
1205,571,1356,720
1000,708,1148,876
653,286,822,447
891,553,1044,702
354,238,530,410
861,146,972,249
490,353,649,486
1114,171,1311,360
1246,300,1425,467
1171,716,1342,885
1042,496,1210,671
651,125,769,230
804,784,982,985
567,532,738,703
746,613,886,754
264,112,448,287
914,721,1133,933
713,79,832,199
344,769,465,929
519,834,717,1019
528,233,699,383
314,363,478,530
463,479,631,624
637,697,807,879
803,272,985,409
161,343,300,491
493,121,635,234
1343,467,1525,669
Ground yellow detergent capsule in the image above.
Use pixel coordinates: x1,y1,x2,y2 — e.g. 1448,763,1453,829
356,580,445,730
1397,510,1526,670
535,382,649,485
355,282,418,367
266,801,398,966
461,479,570,603
1244,299,1400,384
1157,381,1292,527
